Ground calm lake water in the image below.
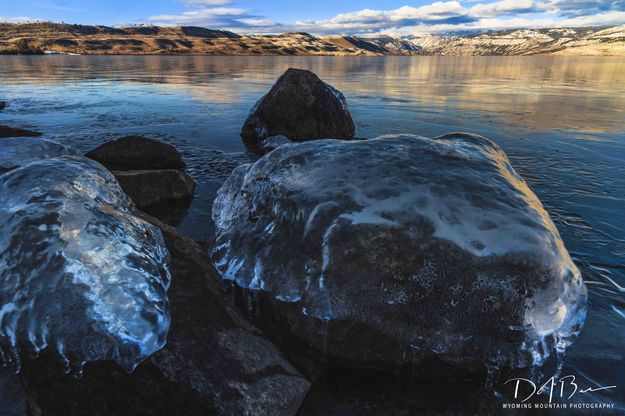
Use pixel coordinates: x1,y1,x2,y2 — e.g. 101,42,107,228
1,55,625,413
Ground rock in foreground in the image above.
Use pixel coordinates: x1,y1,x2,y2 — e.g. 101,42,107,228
86,135,186,171
0,124,42,138
20,213,310,416
0,150,171,373
241,68,355,151
212,133,587,370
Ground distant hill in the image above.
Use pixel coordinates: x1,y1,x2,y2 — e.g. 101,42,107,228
411,25,625,56
1,22,624,56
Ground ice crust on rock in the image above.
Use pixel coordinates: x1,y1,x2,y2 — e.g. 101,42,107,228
212,133,587,368
0,150,171,373
0,137,80,174
259,135,293,153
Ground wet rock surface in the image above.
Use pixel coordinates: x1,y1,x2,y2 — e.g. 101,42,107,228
19,213,310,416
0,125,42,138
212,133,587,371
113,169,197,209
86,135,186,171
241,68,355,151
86,136,196,211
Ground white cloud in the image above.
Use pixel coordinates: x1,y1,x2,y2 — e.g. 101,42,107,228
145,0,625,34
470,0,542,18
148,7,256,27
181,0,233,6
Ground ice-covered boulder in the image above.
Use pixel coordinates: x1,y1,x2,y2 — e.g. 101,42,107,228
0,137,79,174
260,135,292,153
19,213,310,416
0,153,171,373
240,68,355,151
212,133,587,370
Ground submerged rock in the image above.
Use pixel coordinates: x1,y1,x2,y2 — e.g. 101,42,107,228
86,135,186,171
0,152,171,373
241,68,355,151
20,214,310,416
0,125,42,138
113,169,197,209
0,101,6,110
212,133,587,370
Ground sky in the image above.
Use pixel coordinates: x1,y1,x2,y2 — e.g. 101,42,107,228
1,0,625,36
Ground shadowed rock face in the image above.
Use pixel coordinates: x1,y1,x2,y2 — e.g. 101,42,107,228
241,68,355,151
19,213,310,416
113,169,197,209
212,133,587,371
86,135,186,171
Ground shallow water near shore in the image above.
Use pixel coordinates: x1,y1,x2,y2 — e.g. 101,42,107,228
1,55,625,413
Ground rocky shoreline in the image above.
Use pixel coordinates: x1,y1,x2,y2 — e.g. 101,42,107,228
0,68,587,415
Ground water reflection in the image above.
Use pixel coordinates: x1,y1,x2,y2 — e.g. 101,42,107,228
1,55,625,134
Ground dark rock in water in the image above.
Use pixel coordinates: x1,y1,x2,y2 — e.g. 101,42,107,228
86,136,196,210
86,135,186,171
241,68,355,151
113,169,197,209
0,101,6,110
19,213,310,416
0,125,42,138
211,133,587,372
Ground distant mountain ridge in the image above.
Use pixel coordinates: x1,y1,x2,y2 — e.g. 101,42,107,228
1,22,624,56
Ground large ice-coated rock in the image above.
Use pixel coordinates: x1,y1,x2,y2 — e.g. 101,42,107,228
19,213,310,416
212,133,587,370
0,153,171,373
240,68,356,151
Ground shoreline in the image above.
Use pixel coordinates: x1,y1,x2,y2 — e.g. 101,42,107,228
2,22,625,57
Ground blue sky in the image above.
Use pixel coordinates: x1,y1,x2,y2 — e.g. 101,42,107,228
2,0,625,35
